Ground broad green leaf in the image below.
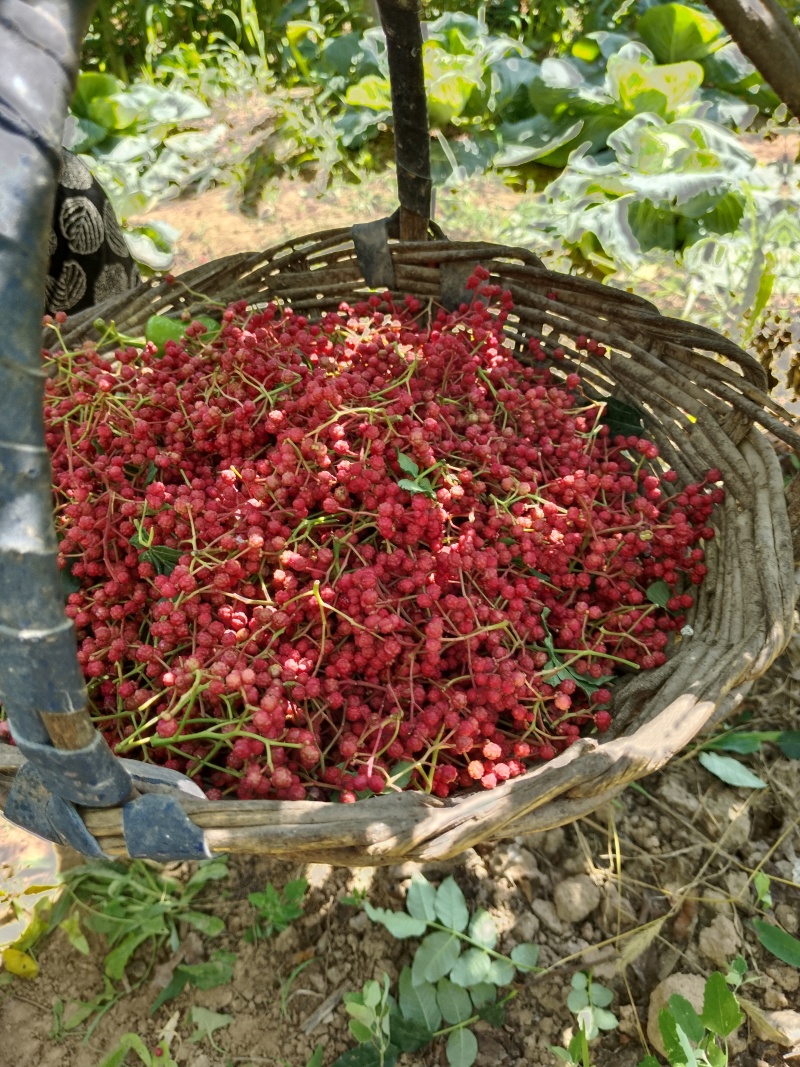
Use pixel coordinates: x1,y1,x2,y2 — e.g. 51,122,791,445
510,943,540,971
412,932,461,986
407,874,437,923
97,1033,151,1067
478,1000,505,1026
388,761,415,788
446,1026,478,1067
399,967,442,1032
668,994,705,1043
638,3,723,63
468,909,497,950
469,982,497,1008
389,1012,434,1053
150,970,189,1014
593,1007,619,1032
492,56,541,121
706,1043,727,1067
629,199,677,253
701,972,743,1038
659,1010,698,1067
364,903,427,939
398,478,428,495
778,730,800,759
571,972,589,990
589,983,614,1008
132,85,210,124
495,116,585,168
646,580,671,608
187,1006,232,1043
59,913,90,955
707,731,768,755
348,1020,374,1044
435,877,469,932
362,979,381,1009
424,43,486,127
72,71,122,116
486,958,515,987
698,752,767,789
753,870,773,908
537,113,626,169
185,859,229,891
567,987,589,1013
182,911,224,937
608,50,704,119
396,454,420,478
752,920,800,968
437,977,473,1024
104,931,153,980
346,75,392,112
89,94,141,134
177,952,236,990
450,948,492,987
529,56,617,119
572,37,601,63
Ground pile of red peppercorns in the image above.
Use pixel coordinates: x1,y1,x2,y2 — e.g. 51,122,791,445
28,271,722,802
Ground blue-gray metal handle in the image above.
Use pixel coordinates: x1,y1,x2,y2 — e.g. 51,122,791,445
0,0,205,858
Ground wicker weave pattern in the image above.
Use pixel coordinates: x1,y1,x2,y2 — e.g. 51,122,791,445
3,229,794,862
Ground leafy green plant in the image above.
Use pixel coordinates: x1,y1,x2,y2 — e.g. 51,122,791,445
246,876,308,943
333,873,539,1067
67,71,226,264
566,972,618,1040
44,858,228,1034
396,454,437,499
151,949,237,1012
637,971,744,1067
697,727,800,790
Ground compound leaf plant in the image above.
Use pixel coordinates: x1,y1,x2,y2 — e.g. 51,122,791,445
333,873,540,1067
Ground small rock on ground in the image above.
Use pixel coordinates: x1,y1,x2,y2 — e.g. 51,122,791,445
698,914,740,968
553,875,600,924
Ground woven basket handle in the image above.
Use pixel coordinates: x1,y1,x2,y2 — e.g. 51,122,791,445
376,0,432,240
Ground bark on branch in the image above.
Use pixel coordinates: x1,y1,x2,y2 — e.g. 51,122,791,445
704,0,800,119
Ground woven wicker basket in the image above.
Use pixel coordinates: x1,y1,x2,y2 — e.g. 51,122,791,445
2,226,799,863
1,0,799,866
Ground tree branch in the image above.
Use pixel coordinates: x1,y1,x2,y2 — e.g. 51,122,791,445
703,0,800,119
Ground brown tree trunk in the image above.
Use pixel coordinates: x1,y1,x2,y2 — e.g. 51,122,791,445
703,0,800,118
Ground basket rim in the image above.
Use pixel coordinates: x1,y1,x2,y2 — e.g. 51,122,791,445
18,227,798,862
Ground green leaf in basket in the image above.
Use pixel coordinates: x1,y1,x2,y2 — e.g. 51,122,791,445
145,314,219,355
646,580,671,608
396,454,420,477
145,315,185,353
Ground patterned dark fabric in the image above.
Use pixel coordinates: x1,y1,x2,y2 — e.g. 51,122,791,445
46,148,141,315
